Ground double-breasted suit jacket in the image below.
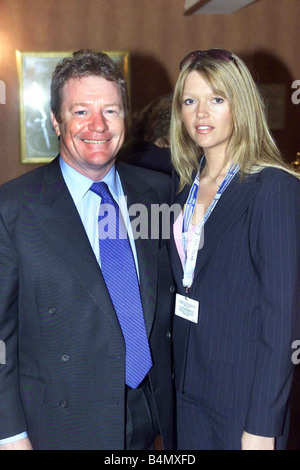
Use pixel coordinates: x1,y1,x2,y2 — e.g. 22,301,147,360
170,167,300,440
0,157,175,450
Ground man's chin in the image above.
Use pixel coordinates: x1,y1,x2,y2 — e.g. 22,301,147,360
60,153,117,180
84,155,117,180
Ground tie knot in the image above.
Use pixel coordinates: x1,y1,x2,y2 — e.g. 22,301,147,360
90,182,114,205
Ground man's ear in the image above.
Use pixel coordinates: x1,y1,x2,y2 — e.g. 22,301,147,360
50,110,61,137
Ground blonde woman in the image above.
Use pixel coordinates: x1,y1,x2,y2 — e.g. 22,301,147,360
169,49,300,450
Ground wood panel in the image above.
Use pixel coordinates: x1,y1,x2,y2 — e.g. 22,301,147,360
0,0,299,183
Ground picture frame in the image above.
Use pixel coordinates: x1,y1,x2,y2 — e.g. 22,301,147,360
16,51,130,164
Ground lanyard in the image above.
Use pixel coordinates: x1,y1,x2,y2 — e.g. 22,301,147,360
182,159,240,292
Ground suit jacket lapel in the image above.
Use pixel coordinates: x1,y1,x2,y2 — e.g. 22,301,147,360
192,171,259,285
28,157,121,330
117,162,159,337
172,171,260,290
31,158,162,337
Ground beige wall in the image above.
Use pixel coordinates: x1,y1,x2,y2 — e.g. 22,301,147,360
0,0,299,184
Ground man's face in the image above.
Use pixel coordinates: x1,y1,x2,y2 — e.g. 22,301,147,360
51,75,125,180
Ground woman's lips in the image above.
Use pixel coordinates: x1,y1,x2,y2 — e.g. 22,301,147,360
195,125,214,134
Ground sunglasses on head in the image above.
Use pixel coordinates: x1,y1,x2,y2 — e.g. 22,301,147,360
179,49,236,70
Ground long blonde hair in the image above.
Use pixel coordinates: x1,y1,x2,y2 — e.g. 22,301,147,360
171,50,299,190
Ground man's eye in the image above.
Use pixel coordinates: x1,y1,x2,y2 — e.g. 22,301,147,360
75,110,86,115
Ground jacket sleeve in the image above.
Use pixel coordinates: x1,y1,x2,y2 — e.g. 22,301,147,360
245,174,300,437
0,213,27,439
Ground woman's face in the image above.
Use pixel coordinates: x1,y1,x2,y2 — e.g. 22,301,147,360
181,71,233,158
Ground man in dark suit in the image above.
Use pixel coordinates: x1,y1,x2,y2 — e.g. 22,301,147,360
0,50,174,450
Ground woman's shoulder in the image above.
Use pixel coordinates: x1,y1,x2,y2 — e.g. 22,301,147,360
249,166,299,192
259,166,298,181
249,167,300,211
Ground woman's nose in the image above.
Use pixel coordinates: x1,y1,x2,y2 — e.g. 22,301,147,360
196,101,209,118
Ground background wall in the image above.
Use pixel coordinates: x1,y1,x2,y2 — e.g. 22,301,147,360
0,0,300,184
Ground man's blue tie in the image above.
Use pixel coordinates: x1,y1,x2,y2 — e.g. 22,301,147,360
90,182,153,389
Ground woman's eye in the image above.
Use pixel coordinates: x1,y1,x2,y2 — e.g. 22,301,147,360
212,97,224,104
183,98,195,105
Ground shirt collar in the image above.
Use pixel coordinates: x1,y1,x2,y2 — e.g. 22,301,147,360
59,156,119,205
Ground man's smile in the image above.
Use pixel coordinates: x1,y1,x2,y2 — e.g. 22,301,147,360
82,138,110,144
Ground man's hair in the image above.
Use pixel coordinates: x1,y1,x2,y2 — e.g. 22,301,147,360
51,49,130,123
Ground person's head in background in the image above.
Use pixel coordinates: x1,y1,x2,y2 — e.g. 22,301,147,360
130,94,172,148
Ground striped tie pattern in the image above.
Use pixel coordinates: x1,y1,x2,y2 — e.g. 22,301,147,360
90,182,153,388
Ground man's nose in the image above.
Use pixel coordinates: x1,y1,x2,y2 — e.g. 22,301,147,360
88,112,108,132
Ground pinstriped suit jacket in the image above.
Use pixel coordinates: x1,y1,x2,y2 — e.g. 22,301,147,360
170,167,300,437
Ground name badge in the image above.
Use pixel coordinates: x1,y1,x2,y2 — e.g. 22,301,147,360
175,294,199,324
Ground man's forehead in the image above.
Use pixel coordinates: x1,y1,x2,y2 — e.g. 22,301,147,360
61,75,122,101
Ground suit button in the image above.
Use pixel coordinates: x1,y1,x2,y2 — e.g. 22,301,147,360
59,400,68,408
166,331,171,339
61,354,70,362
169,285,176,293
48,307,56,315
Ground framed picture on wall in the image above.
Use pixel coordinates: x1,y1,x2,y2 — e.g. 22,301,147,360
16,51,130,164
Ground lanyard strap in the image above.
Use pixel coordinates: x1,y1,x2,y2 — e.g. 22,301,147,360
182,160,240,291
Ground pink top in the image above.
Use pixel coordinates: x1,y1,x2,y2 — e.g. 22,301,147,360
173,211,197,270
